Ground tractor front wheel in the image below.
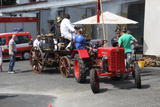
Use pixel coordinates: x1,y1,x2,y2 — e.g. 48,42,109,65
90,69,100,93
134,63,141,89
74,54,86,83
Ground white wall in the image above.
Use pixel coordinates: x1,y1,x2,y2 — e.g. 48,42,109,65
144,0,160,56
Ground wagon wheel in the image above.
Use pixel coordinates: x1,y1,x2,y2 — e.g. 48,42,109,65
29,47,35,66
30,47,44,74
59,56,71,78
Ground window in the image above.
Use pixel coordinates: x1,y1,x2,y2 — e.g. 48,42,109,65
57,8,65,17
9,35,30,44
29,0,47,3
0,37,6,45
29,0,36,2
16,35,30,44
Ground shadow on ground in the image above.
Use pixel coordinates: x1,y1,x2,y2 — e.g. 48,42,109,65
0,94,56,107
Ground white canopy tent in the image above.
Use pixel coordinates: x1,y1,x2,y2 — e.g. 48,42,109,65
73,11,138,41
73,11,138,24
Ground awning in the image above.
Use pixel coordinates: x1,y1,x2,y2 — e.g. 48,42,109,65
74,11,138,24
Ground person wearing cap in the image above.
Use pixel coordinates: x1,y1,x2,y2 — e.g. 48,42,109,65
55,16,62,36
60,13,76,51
50,16,63,35
57,16,62,23
111,28,121,47
33,35,41,47
118,27,137,68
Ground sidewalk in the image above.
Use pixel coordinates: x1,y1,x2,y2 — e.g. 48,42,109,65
143,67,160,71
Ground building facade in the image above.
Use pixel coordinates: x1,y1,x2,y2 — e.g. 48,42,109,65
0,0,145,46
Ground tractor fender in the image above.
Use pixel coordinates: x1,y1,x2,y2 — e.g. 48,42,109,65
76,49,89,58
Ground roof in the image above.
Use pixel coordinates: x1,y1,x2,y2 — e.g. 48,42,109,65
0,0,110,13
74,11,138,24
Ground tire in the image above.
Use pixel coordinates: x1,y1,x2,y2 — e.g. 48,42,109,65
90,69,100,93
134,63,141,89
22,52,30,60
74,54,87,83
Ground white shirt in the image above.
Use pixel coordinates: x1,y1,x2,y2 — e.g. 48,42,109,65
33,39,40,47
9,39,17,55
0,47,2,57
60,18,75,37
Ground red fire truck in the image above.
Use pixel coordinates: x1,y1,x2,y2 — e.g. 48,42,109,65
0,32,32,60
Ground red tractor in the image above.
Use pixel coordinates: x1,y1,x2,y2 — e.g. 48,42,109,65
73,40,141,93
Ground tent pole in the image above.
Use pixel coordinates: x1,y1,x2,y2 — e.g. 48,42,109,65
100,0,107,41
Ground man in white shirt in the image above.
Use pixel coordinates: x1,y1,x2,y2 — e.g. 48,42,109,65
0,44,4,72
60,13,76,50
8,35,17,73
33,35,41,47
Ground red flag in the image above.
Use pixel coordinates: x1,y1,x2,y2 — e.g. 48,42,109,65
97,0,101,23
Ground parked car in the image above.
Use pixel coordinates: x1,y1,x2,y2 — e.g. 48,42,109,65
0,32,32,60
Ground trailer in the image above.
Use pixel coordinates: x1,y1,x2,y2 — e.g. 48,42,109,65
30,34,72,78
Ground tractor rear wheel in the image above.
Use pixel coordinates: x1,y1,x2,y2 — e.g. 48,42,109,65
74,54,86,83
134,63,141,89
90,69,100,93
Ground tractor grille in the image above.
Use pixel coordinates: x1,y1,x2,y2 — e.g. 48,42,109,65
98,47,125,71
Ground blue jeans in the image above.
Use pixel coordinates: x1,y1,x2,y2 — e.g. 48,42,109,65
8,55,16,72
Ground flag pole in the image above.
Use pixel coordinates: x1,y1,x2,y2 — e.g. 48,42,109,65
97,0,101,23
100,0,107,41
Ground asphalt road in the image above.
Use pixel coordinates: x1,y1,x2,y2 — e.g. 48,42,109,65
0,60,160,107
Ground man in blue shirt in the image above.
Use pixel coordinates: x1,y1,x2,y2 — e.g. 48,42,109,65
73,27,86,49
